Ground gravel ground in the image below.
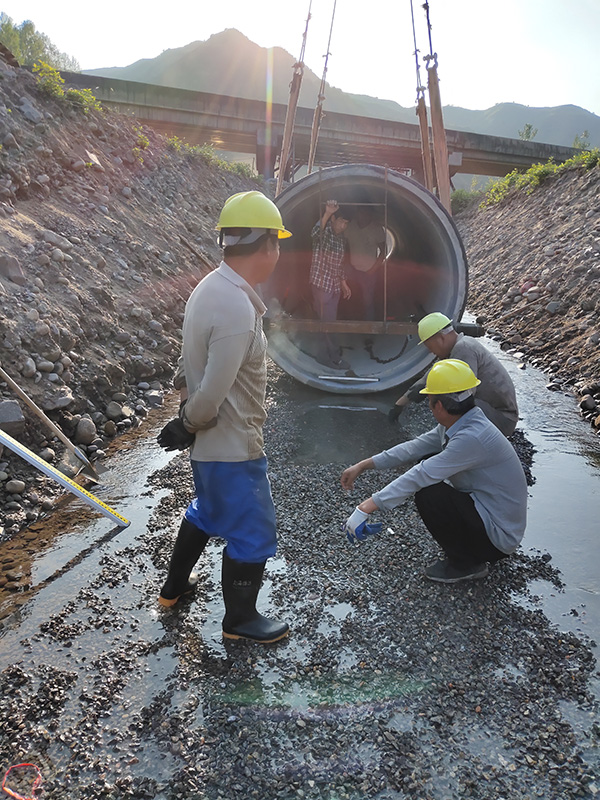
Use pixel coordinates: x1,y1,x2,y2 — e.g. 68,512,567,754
0,363,598,800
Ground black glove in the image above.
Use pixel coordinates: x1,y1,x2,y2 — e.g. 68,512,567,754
157,417,195,451
388,404,404,423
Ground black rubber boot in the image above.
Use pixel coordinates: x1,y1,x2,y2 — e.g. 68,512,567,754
221,550,289,643
159,517,210,607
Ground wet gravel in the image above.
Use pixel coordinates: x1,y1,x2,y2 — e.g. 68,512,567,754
0,363,598,799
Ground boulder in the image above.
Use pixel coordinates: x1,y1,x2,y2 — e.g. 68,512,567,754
0,400,25,436
0,254,25,285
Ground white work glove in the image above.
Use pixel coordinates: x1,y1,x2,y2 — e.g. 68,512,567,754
343,507,383,545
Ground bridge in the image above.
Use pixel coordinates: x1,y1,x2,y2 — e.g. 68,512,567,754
64,71,577,182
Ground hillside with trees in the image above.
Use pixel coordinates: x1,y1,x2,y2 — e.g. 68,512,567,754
0,13,79,71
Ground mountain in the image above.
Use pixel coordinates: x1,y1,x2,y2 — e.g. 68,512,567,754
86,29,600,149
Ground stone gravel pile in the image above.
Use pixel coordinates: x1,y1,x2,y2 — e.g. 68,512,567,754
1,364,597,799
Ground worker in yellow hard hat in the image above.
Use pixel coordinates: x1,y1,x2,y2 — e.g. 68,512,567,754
389,312,518,436
341,359,527,583
156,190,290,642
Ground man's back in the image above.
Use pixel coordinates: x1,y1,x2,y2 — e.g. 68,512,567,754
182,263,268,462
451,334,518,418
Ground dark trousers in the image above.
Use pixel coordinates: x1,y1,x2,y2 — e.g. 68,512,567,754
414,482,508,568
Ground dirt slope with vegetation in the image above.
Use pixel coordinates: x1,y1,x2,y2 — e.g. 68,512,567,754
455,159,600,434
0,58,258,539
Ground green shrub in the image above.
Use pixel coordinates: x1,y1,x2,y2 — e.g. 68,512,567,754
33,60,65,99
65,87,102,113
34,60,102,114
229,161,256,179
451,188,484,215
481,148,600,208
134,126,150,150
481,169,524,206
561,147,600,171
166,135,184,152
523,158,558,192
166,138,259,179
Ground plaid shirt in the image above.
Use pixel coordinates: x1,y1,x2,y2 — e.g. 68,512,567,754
309,221,347,293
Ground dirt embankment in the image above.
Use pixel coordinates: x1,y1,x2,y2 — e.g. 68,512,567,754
456,167,600,429
0,59,258,539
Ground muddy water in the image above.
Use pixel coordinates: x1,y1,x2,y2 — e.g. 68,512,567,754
484,340,600,652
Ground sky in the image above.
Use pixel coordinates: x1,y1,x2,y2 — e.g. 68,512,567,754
2,0,599,116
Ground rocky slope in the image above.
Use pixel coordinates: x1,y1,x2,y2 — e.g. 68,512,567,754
456,165,600,432
0,58,258,540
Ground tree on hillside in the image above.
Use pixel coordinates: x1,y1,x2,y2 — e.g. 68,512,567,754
518,123,538,141
0,14,80,71
573,130,590,150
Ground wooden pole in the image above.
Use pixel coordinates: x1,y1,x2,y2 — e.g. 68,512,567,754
276,66,303,195
416,95,434,192
276,3,312,196
307,92,324,175
426,58,451,213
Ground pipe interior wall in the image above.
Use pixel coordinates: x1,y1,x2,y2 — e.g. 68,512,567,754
265,164,468,394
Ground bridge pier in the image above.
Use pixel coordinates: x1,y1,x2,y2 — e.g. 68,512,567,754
256,128,281,179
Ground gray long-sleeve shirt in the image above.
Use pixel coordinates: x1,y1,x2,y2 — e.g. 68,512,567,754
176,261,269,462
371,406,527,553
407,334,519,433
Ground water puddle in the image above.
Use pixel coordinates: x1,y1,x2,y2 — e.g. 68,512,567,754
207,670,426,710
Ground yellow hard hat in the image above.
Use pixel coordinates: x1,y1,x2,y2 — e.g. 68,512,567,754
216,191,292,238
418,312,453,343
419,359,481,395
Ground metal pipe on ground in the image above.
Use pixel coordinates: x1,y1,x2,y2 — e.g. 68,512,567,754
263,164,469,394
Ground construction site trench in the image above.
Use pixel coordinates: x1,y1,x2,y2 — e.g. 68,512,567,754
0,58,599,800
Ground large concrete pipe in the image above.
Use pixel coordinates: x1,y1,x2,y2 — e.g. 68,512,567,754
263,164,468,394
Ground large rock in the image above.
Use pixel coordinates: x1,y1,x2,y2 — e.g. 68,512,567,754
41,390,75,411
75,417,97,445
42,230,73,251
0,400,25,436
0,254,25,285
105,401,124,421
20,357,36,378
19,97,43,124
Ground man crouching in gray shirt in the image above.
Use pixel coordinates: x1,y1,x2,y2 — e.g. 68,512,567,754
342,359,527,583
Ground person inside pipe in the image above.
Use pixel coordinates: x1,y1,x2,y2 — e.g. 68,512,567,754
389,312,519,437
344,204,386,321
156,190,291,644
309,199,352,369
341,359,527,583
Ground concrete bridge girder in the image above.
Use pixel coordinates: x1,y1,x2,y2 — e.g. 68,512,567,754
67,71,578,181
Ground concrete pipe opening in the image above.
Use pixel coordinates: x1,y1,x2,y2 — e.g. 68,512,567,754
263,164,468,394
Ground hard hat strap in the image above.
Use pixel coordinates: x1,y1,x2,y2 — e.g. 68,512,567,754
219,227,278,248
